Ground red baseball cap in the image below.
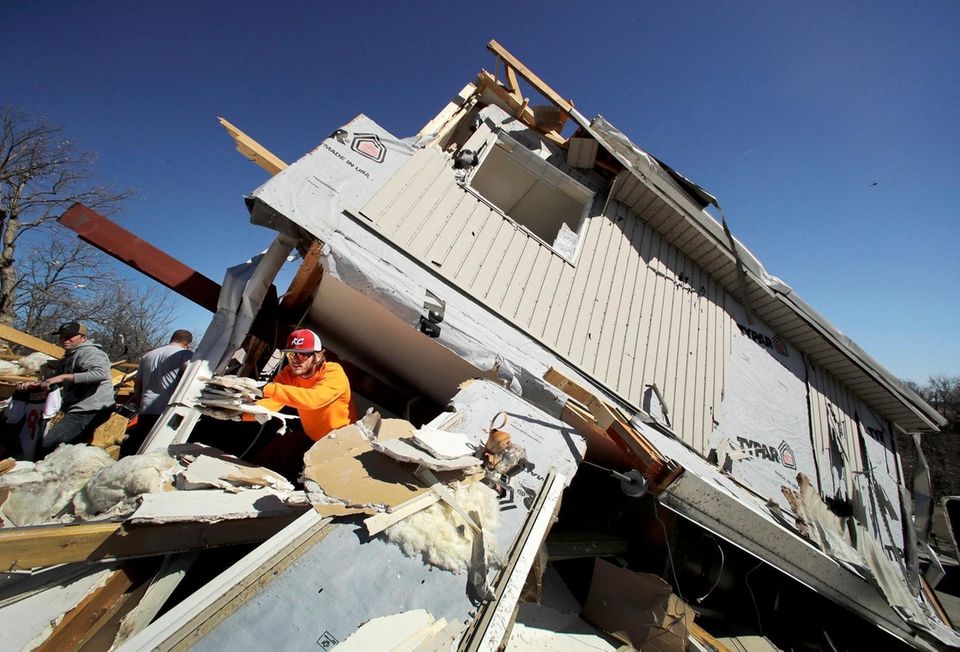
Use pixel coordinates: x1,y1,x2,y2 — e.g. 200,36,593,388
282,328,323,353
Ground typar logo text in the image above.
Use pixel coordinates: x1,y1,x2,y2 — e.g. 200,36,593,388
737,323,788,357
737,437,796,469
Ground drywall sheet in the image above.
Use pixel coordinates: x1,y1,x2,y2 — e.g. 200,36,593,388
185,380,585,651
247,114,414,238
708,302,815,512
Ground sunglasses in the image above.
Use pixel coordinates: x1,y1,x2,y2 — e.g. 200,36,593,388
285,351,316,361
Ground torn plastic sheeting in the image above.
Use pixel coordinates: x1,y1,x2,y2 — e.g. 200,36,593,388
246,114,416,240
649,419,959,651
782,473,929,628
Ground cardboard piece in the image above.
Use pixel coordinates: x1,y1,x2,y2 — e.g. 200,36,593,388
581,558,692,652
302,420,426,515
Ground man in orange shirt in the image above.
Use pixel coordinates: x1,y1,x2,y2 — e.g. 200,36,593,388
252,328,356,480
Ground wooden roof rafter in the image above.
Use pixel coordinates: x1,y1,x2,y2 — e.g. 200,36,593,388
481,39,576,148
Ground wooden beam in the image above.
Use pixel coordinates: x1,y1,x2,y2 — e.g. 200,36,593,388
218,117,288,175
475,72,566,148
0,512,304,570
487,40,574,114
505,65,522,102
0,324,63,358
544,367,682,494
416,82,477,143
58,204,222,313
34,563,145,652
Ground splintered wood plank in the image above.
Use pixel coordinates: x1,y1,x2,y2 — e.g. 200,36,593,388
544,367,680,493
0,513,303,570
218,117,288,175
34,563,143,652
0,324,63,358
416,82,477,142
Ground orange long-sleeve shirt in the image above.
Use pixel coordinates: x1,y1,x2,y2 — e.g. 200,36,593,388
257,362,356,440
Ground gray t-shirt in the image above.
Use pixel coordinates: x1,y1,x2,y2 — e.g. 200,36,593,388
137,344,193,415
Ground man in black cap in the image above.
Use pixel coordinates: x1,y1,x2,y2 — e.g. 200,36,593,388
17,321,115,454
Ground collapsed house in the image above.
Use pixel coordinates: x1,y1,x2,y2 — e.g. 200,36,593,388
2,41,956,651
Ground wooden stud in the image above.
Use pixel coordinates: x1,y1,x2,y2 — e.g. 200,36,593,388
0,512,304,570
0,324,63,358
218,117,288,175
486,40,574,114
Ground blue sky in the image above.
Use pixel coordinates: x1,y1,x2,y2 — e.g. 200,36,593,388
4,1,958,383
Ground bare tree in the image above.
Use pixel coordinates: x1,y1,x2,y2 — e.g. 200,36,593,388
0,108,132,325
89,282,175,360
12,230,175,360
14,235,118,336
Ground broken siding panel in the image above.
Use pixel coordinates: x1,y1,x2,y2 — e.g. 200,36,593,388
624,220,658,404
373,150,451,235
607,202,647,392
495,236,542,318
398,178,464,258
681,262,706,449
588,204,636,382
451,205,500,285
483,226,528,306
554,214,611,357
541,215,601,345
426,197,487,269
392,171,460,254
569,212,620,366
472,222,517,298
512,243,553,327
362,147,436,222
669,252,696,441
526,253,567,338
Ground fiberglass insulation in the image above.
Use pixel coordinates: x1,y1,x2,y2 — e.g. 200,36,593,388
383,482,499,573
0,444,179,526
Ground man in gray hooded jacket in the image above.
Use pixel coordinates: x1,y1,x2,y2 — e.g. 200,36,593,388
18,321,115,454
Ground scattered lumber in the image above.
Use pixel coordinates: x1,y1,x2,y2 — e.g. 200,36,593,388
544,367,682,494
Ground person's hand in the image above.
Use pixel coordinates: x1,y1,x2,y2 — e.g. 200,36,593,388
15,381,40,391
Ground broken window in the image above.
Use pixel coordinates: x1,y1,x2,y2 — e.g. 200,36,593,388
467,132,593,262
